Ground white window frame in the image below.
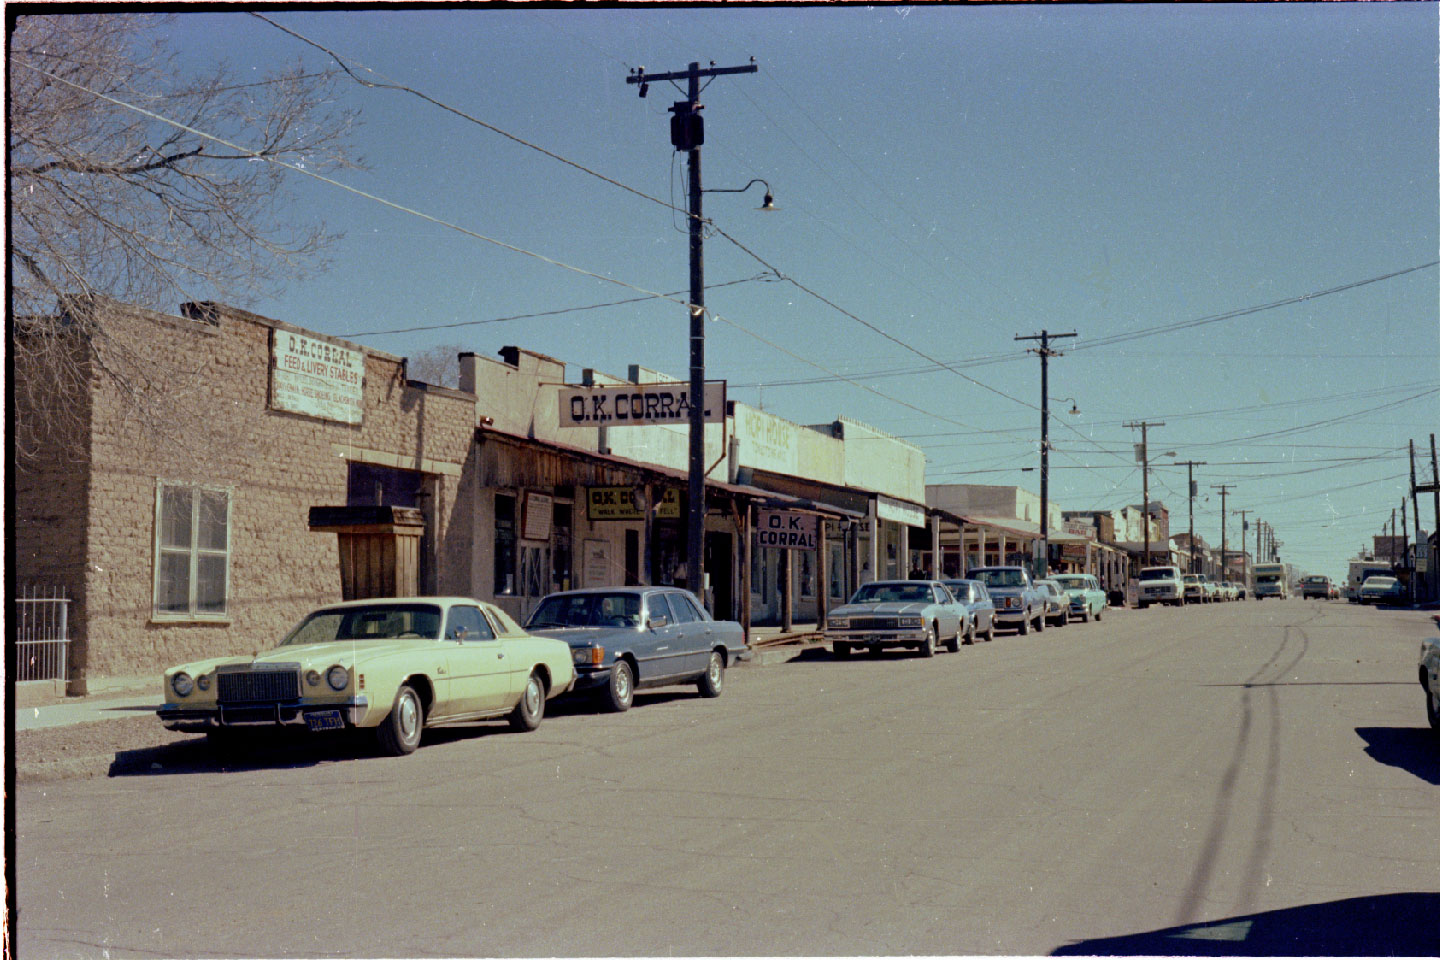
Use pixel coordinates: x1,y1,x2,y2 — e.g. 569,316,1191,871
152,481,233,622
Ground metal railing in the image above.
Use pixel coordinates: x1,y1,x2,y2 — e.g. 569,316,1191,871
14,585,71,682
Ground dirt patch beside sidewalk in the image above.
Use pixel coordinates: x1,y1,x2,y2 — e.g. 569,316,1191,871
16,717,199,783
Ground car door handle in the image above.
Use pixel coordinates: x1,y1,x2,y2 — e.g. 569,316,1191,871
497,653,505,659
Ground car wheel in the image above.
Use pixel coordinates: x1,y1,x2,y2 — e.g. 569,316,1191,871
1018,613,1031,635
947,622,963,653
918,629,935,658
602,659,634,713
1035,610,1046,632
508,671,546,731
1082,607,1093,623
960,621,974,646
1427,683,1440,731
698,650,725,697
1095,607,1103,622
377,684,424,756
833,641,851,659
985,622,996,642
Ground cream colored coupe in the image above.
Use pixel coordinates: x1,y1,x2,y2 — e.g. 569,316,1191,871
157,597,576,755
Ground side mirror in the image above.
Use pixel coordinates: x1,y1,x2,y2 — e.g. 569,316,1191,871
647,616,669,630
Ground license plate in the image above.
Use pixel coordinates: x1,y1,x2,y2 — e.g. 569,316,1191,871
305,710,344,732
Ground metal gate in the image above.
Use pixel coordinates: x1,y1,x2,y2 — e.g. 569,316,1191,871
14,584,71,682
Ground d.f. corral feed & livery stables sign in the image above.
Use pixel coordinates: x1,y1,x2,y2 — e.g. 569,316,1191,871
270,330,364,424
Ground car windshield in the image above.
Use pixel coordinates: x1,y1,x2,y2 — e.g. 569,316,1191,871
280,603,444,645
971,569,1023,588
850,583,933,604
1257,574,1282,583
1184,575,1200,584
1139,569,1176,581
527,592,643,628
1053,577,1086,590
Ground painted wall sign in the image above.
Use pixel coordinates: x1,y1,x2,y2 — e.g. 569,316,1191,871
270,330,364,424
755,510,818,550
558,381,726,427
522,491,553,541
734,404,799,474
586,486,681,521
583,539,610,585
876,496,926,529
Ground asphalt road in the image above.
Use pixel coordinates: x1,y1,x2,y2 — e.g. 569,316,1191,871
14,598,1439,958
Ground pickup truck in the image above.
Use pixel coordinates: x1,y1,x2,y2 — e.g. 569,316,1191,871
1137,566,1186,608
967,566,1045,635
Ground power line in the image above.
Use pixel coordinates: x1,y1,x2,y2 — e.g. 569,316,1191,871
336,275,772,339
22,63,702,316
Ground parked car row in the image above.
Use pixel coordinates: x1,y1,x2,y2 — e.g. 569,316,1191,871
824,568,1113,658
1301,575,1341,600
1139,566,1246,608
157,587,745,757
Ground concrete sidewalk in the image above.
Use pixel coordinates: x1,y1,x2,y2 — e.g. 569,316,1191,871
15,675,158,732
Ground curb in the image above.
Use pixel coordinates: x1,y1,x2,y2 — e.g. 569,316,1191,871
17,755,113,784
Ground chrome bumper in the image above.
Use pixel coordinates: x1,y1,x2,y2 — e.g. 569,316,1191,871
157,696,369,730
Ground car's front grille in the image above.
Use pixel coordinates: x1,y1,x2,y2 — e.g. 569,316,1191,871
848,616,899,630
217,664,301,703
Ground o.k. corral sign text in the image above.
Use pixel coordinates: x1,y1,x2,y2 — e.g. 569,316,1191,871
755,510,818,550
270,331,364,425
559,381,726,427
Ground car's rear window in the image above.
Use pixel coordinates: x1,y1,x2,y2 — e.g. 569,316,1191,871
527,593,642,628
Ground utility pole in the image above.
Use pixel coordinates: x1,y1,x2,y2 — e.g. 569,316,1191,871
1016,329,1077,578
1124,420,1165,569
628,59,757,603
1235,509,1251,597
1212,484,1232,585
1427,434,1440,601
1401,497,1410,599
1175,460,1207,573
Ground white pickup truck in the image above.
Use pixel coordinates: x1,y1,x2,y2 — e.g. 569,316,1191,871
1137,565,1185,608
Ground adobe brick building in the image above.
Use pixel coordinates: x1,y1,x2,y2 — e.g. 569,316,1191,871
13,300,476,691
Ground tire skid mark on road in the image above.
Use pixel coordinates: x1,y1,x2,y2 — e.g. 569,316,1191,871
1174,609,1315,926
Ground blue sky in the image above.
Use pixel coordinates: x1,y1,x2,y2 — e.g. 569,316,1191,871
154,5,1438,579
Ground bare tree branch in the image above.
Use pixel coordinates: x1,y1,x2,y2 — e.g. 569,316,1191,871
9,12,363,466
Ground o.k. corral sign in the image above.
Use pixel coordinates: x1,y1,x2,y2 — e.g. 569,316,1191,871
270,330,364,425
559,381,726,427
755,510,819,550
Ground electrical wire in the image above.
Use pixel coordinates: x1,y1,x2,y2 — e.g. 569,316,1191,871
336,275,773,339
22,63,705,317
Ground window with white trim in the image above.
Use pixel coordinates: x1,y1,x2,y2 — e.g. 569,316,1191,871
154,482,231,619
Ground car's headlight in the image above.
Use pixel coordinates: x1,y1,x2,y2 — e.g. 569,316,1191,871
196,673,210,691
572,645,605,665
899,616,922,628
171,672,194,697
826,618,849,630
326,665,349,692
306,670,322,687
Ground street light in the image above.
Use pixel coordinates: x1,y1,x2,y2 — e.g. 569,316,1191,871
1058,396,1081,415
704,178,775,211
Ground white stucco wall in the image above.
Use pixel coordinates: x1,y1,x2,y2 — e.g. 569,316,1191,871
837,417,925,504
